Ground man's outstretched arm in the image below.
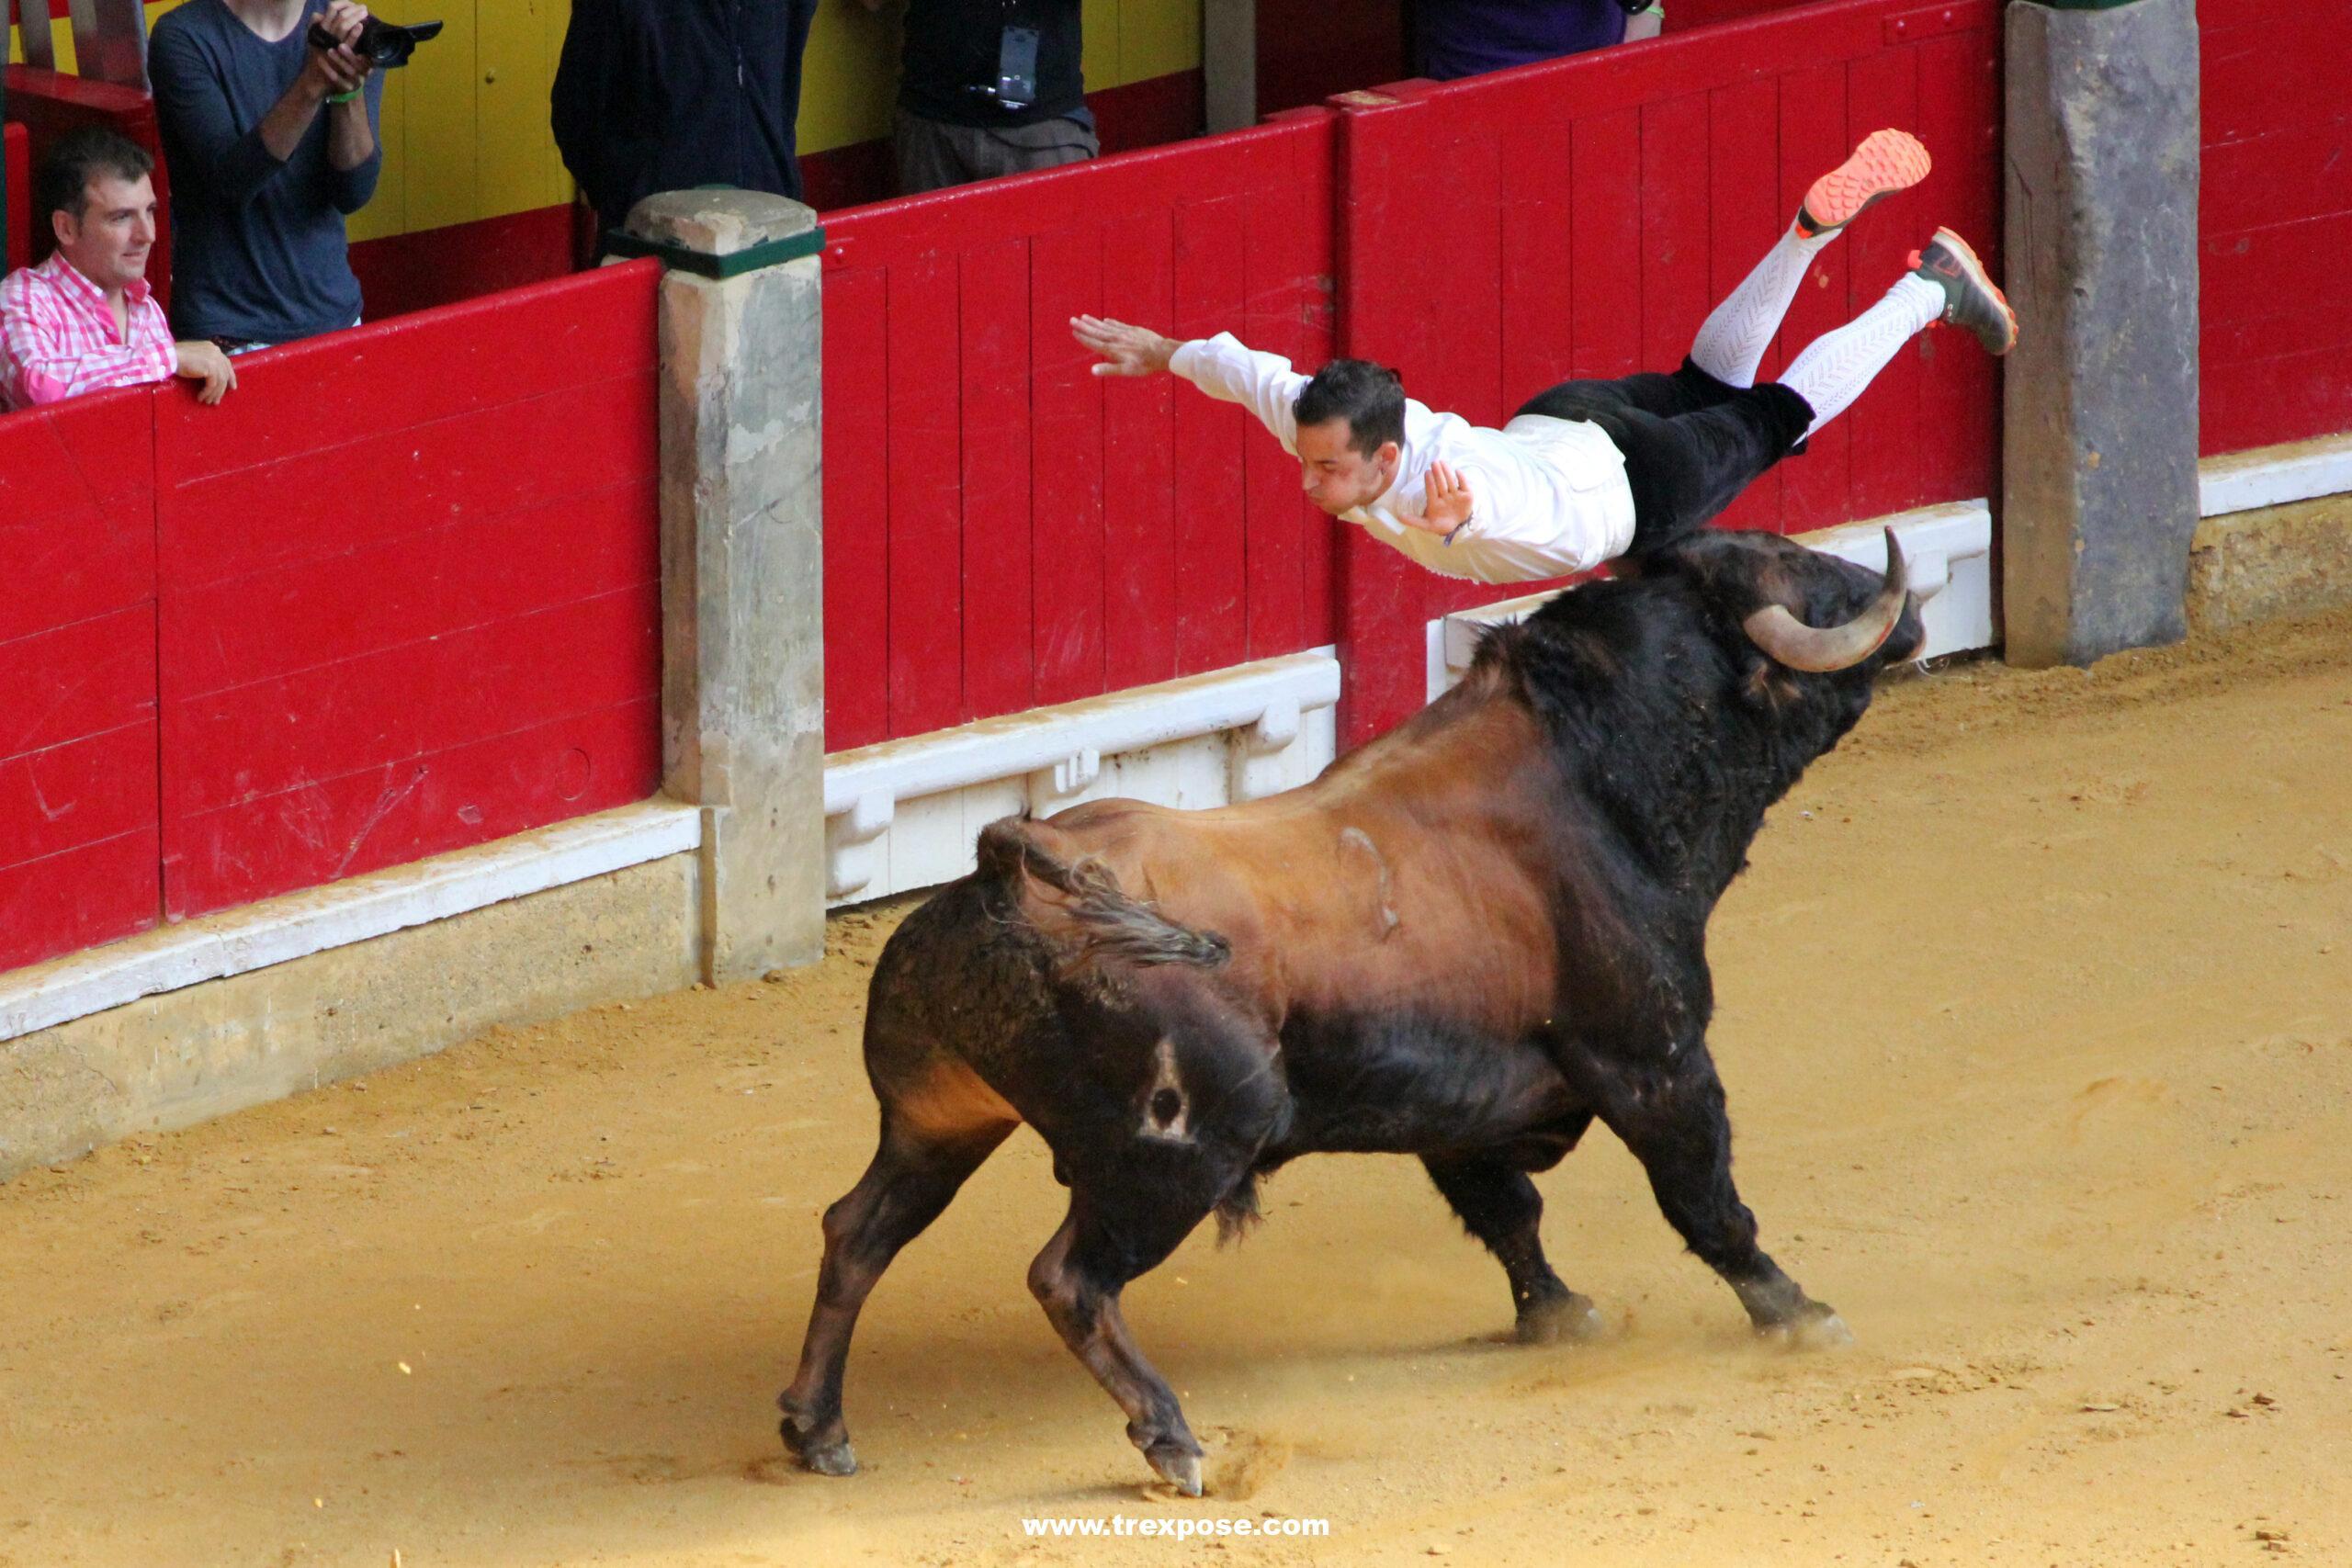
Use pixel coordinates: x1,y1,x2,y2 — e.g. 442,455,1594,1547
1071,315,1309,452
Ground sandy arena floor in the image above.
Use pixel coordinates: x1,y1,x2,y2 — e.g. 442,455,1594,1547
4,609,2350,1568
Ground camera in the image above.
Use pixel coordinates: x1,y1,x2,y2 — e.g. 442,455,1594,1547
305,15,444,70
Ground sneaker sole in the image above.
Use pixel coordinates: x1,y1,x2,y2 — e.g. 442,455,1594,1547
1799,129,1932,236
1925,225,2018,355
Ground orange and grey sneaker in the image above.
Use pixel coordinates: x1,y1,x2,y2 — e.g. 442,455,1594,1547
1909,227,2018,355
1796,129,1933,238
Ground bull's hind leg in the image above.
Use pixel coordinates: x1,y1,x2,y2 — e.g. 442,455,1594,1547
1590,1046,1851,1348
1422,1154,1605,1345
779,1085,1017,1476
1028,1190,1218,1495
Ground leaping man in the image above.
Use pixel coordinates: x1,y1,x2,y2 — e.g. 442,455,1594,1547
1072,129,2014,585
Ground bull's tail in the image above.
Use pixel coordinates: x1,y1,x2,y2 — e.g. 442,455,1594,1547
974,817,1230,971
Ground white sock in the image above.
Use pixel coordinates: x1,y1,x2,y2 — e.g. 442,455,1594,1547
1688,221,1834,389
1779,273,1943,439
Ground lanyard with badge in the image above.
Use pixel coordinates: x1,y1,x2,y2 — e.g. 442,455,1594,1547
991,0,1039,111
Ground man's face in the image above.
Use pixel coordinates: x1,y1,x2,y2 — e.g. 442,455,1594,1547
53,173,158,294
1295,417,1398,517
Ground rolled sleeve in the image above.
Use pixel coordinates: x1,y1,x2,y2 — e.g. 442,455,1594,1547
1169,333,1311,454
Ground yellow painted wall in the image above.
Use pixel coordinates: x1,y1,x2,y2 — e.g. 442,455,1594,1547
9,0,1204,241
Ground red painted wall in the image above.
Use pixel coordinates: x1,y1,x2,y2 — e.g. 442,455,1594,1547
2198,0,2352,457
820,109,1340,752
0,390,163,973
1331,0,2004,741
151,262,665,919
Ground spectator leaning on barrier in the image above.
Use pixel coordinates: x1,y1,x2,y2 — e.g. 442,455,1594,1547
0,128,236,411
1413,0,1664,82
147,0,383,353
860,0,1096,196
551,0,821,241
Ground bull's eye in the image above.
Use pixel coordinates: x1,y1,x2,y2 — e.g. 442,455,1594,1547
1150,1088,1183,1126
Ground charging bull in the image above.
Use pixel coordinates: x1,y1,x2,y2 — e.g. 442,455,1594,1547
779,526,1924,1494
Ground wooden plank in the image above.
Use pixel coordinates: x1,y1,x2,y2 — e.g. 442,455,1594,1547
1241,162,1308,659
0,830,160,974
2199,10,2349,147
1569,108,1645,382
1289,118,1342,651
1706,75,1786,533
399,0,479,232
163,478,658,699
1841,44,1923,521
1501,124,1577,415
2201,209,2352,328
1910,24,2002,508
884,254,964,737
957,237,1037,721
1774,61,1852,532
2201,118,2352,241
1639,94,1713,389
164,585,658,820
0,390,156,645
159,372,658,592
821,267,891,751
0,722,156,871
0,608,154,764
476,0,562,220
1100,209,1180,692
153,263,658,488
1170,194,1250,676
1029,224,1108,707
165,697,659,919
2199,345,2352,457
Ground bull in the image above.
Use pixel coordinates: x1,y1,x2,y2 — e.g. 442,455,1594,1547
779,525,1923,1494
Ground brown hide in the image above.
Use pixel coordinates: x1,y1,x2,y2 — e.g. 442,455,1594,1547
1014,665,1572,1043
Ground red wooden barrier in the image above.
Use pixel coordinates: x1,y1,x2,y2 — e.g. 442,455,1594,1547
0,389,163,972
151,261,664,919
2197,0,2352,457
4,121,26,273
820,110,1340,751
1330,0,2001,742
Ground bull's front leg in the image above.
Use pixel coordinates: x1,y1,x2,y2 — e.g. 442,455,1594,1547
1421,1153,1605,1344
1582,1043,1852,1348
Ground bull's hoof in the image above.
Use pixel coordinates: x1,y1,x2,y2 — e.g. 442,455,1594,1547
1145,1441,1204,1497
1760,1307,1855,1352
1517,1291,1606,1346
779,1411,859,1477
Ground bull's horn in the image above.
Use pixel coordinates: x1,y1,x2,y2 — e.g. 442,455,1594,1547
1741,528,1909,673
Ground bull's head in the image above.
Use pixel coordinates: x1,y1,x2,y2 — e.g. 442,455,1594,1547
1632,526,1926,678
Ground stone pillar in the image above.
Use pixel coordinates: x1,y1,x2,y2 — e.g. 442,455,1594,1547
623,190,827,984
2001,0,2201,667
1204,0,1258,134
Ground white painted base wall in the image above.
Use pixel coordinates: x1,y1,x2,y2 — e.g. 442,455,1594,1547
822,650,1342,906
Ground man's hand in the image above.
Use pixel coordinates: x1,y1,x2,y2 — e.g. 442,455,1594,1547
1394,460,1476,541
1071,315,1178,378
303,1,373,99
175,341,238,405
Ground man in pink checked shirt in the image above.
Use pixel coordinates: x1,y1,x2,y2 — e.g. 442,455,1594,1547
0,127,238,412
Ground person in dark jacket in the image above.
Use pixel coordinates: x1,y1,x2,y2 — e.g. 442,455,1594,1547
1413,0,1663,81
859,0,1096,195
551,0,821,239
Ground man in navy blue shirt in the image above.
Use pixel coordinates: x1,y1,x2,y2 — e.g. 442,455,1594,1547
149,0,383,349
552,0,821,238
1414,0,1662,81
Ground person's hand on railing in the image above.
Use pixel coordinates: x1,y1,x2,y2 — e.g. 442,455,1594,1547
1071,314,1178,378
173,341,239,406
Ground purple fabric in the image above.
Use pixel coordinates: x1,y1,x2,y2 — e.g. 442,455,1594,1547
1413,0,1628,81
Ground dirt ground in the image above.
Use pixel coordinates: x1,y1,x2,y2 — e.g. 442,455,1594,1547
4,609,2350,1568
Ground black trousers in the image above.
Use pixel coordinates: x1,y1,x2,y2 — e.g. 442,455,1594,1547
1513,359,1815,554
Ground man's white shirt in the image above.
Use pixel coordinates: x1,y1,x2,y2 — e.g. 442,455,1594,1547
1168,333,1638,584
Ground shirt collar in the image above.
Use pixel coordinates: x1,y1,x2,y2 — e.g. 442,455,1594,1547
41,251,153,310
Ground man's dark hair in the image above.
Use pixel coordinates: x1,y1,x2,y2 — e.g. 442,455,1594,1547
1294,358,1406,457
36,127,154,225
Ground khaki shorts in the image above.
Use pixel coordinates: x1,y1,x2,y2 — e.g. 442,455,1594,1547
893,107,1099,196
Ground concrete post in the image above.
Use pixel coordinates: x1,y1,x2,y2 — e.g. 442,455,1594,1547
624,190,827,985
1204,0,1258,134
2001,0,2201,667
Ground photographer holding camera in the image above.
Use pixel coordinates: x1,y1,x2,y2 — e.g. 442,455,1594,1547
149,0,387,351
859,0,1096,196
